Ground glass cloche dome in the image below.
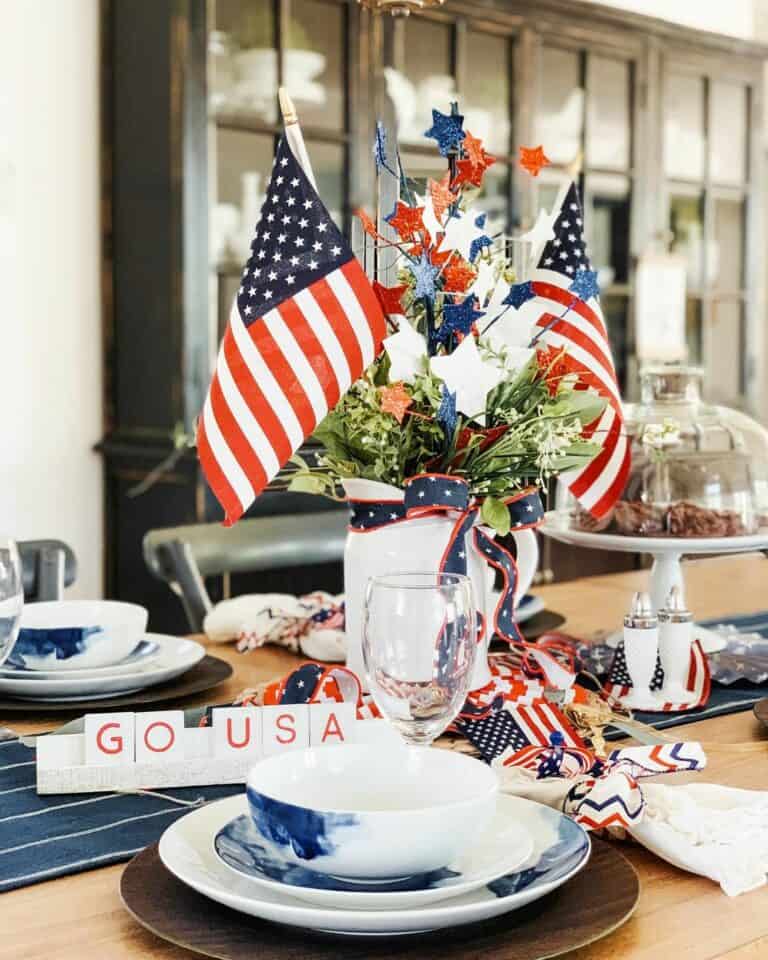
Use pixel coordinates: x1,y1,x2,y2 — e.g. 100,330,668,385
555,365,768,538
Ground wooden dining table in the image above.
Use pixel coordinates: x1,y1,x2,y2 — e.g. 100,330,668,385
2,552,768,960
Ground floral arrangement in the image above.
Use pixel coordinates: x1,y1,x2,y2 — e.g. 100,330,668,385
286,104,606,535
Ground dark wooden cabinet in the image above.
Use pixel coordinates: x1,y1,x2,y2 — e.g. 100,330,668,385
100,0,763,627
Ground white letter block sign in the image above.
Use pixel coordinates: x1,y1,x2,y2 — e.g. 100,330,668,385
262,704,309,755
85,712,135,766
310,702,356,746
135,711,185,763
213,707,262,758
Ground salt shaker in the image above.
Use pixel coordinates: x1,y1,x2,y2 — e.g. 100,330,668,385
658,585,694,697
622,592,659,706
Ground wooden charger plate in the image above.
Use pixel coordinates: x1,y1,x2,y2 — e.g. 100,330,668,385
0,655,232,713
120,836,639,960
753,698,768,728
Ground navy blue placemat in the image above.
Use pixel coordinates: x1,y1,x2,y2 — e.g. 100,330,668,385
0,736,241,893
609,611,768,736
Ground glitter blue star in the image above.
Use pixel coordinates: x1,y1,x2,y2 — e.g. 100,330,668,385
409,252,440,302
568,269,600,302
438,294,485,342
469,234,493,263
424,107,466,157
502,281,536,310
437,385,457,436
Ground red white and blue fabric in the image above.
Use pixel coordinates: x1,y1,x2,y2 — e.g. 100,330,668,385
453,701,585,763
198,136,386,525
532,183,629,520
603,637,711,712
348,473,544,648
263,661,381,721
498,739,706,830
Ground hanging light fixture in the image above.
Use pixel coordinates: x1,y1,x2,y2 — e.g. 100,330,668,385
356,0,446,16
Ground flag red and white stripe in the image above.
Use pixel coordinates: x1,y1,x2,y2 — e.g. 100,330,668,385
198,135,386,525
531,182,630,519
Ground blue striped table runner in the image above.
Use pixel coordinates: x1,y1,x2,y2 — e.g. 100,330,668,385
0,736,241,893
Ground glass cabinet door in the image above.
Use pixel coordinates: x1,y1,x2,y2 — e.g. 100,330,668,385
663,64,751,407
209,0,350,340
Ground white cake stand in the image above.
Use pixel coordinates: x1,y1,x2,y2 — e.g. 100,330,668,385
541,512,768,652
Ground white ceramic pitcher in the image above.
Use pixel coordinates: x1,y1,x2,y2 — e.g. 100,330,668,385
342,479,539,691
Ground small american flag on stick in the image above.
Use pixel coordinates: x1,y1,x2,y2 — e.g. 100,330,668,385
531,182,630,519
198,96,386,525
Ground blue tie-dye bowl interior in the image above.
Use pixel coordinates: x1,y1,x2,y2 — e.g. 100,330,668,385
10,600,148,671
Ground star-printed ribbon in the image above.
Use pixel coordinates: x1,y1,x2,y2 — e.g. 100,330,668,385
347,473,544,648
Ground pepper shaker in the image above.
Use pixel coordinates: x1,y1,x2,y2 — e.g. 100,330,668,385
658,585,694,698
622,592,659,706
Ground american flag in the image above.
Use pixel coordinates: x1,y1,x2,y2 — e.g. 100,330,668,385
198,136,386,525
454,701,584,762
603,638,711,712
532,183,630,519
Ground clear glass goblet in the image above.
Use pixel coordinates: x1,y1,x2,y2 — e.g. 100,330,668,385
0,538,23,666
362,572,477,746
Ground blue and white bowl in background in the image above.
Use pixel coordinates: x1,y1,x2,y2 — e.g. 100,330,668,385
10,600,148,671
246,744,499,881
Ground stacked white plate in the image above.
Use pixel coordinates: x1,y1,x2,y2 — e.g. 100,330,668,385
0,635,205,701
158,793,591,936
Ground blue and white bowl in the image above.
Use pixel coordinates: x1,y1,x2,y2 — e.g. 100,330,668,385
10,600,148,671
246,744,498,881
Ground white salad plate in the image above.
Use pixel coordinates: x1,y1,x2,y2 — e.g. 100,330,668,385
214,802,533,910
1,639,160,680
0,635,204,700
159,794,590,936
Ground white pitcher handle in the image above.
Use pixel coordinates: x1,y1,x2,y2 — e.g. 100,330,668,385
510,528,539,599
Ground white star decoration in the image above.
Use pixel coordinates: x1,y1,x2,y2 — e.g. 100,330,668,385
484,299,539,371
430,336,504,424
520,208,555,250
438,207,486,262
469,259,497,307
383,321,428,383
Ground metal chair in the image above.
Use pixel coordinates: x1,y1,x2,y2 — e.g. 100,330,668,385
18,540,77,601
143,511,349,632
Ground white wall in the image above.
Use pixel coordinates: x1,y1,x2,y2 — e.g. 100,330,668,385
588,0,756,39
0,1,103,598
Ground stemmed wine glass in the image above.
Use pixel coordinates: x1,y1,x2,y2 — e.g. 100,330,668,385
362,572,477,746
0,538,23,666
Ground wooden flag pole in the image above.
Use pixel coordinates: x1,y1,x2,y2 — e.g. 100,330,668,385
278,87,317,190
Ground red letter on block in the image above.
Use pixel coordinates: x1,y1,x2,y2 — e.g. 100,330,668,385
144,721,175,753
321,712,345,743
227,715,251,749
97,722,123,755
276,713,297,744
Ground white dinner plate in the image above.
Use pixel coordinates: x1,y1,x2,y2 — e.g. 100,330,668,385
0,635,204,700
1,639,160,680
159,794,590,936
213,802,533,910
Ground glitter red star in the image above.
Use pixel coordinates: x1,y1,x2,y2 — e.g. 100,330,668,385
355,208,379,240
373,281,409,318
462,131,487,168
410,243,452,267
428,171,458,221
442,258,476,293
379,382,413,424
451,151,496,190
519,145,551,177
385,201,425,242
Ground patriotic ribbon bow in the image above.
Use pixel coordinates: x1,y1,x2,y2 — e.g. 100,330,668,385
348,473,544,647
